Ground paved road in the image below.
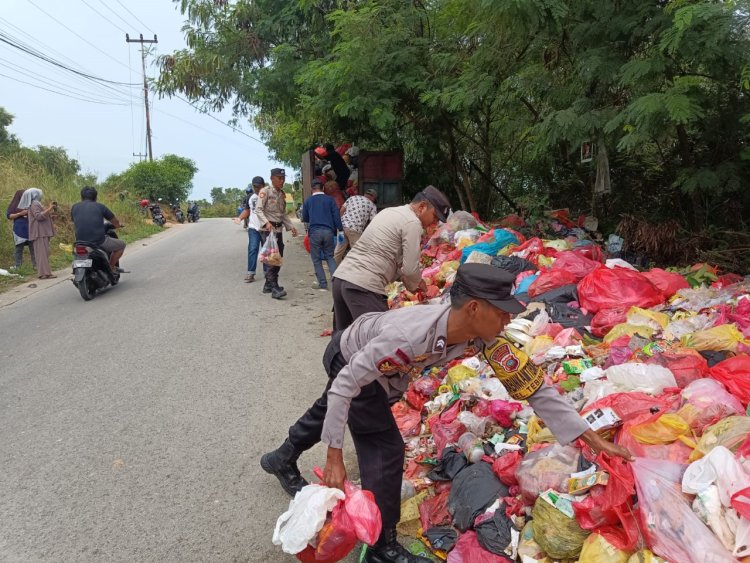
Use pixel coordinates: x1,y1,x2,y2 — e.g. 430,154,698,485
0,219,358,562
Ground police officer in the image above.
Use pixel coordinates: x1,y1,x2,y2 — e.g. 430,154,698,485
262,263,632,563
332,185,451,329
255,168,298,298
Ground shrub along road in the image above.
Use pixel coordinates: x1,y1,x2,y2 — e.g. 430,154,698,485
0,218,360,562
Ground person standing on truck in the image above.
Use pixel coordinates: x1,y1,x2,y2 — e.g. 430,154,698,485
333,188,378,264
315,143,350,194
255,168,298,299
331,185,451,330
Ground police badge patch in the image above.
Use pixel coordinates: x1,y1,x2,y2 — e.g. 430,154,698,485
489,343,521,372
376,357,400,374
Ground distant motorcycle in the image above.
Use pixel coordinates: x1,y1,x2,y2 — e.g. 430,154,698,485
150,202,165,227
187,202,200,223
173,204,185,224
71,221,124,301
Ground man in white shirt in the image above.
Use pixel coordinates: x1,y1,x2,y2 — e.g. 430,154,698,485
333,188,378,264
238,176,265,282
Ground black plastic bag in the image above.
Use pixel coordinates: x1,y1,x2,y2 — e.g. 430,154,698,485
448,462,508,531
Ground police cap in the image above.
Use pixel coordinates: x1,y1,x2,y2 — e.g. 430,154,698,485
420,185,451,223
270,168,286,177
453,263,525,314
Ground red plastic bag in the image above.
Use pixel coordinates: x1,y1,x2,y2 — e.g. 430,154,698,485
578,267,663,313
528,268,578,297
710,355,750,407
405,387,428,411
642,268,689,299
591,307,628,338
551,250,603,281
492,451,522,486
430,418,466,459
419,488,451,530
645,349,708,388
573,453,639,551
572,244,604,263
447,530,510,563
581,391,681,422
303,233,311,254
392,401,421,438
311,503,358,562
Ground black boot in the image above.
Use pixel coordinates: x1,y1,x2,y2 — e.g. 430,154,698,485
260,439,308,497
262,281,273,294
364,529,432,563
271,283,287,299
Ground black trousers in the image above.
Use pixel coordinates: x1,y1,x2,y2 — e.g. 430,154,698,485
287,334,404,536
332,278,389,331
260,230,285,283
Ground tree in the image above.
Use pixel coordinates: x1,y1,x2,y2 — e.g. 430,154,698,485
0,106,19,152
122,154,198,202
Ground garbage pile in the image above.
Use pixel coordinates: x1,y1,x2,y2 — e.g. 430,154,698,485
387,211,750,562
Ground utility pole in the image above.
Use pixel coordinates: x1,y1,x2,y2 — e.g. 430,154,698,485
126,33,158,161
132,152,147,162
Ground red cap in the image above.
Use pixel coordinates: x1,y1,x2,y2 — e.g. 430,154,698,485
314,146,327,158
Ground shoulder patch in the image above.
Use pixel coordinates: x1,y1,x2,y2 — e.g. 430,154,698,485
489,343,521,372
433,336,446,353
377,357,400,374
395,349,410,365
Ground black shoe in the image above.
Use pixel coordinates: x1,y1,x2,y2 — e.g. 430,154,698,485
364,529,432,563
260,440,308,497
262,282,272,294
271,287,287,299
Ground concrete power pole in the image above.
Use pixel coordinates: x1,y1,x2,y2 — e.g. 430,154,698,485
126,33,158,161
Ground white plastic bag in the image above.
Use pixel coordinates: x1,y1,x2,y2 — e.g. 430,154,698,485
682,446,750,507
604,363,676,394
272,483,345,554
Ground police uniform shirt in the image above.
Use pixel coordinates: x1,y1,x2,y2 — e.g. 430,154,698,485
256,186,294,232
332,204,423,295
320,302,590,449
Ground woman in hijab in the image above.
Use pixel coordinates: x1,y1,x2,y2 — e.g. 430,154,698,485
19,188,56,279
5,189,36,269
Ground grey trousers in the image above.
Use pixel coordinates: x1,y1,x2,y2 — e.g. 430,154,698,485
14,241,36,268
332,278,388,330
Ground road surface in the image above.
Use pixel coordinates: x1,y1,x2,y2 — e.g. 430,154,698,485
0,219,360,562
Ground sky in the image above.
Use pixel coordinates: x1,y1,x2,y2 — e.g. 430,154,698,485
2,0,287,200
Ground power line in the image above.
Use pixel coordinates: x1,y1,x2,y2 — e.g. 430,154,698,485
113,0,156,36
0,70,129,105
26,0,137,74
95,0,141,32
174,95,265,145
79,0,129,34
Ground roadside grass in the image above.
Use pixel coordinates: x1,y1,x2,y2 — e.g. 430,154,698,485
1,154,164,292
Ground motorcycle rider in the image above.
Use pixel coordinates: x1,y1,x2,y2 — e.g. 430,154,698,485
71,187,125,272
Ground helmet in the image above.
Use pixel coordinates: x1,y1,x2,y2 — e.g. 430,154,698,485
245,186,253,193
140,199,149,208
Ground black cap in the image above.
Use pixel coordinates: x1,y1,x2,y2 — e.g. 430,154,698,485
270,167,286,177
252,176,265,186
420,185,450,223
311,178,323,188
453,263,525,314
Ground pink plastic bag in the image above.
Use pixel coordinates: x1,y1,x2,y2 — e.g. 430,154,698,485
679,378,743,433
392,402,421,439
447,530,510,562
578,267,663,313
430,418,466,458
489,400,523,427
633,458,737,563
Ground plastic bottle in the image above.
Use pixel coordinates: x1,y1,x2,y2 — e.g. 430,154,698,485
457,432,484,463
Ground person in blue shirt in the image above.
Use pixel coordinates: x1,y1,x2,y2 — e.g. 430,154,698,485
5,189,37,270
302,179,343,290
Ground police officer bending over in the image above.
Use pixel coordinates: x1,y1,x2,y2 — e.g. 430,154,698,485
262,263,632,563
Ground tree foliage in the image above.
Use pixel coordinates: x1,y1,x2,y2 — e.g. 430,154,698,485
157,0,750,231
104,154,198,203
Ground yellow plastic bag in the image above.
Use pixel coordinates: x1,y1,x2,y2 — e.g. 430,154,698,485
689,416,750,462
524,335,554,358
627,307,670,329
397,491,428,536
543,239,571,251
630,413,690,445
445,364,477,386
603,323,655,343
531,496,589,559
682,324,746,352
579,533,631,563
526,415,557,447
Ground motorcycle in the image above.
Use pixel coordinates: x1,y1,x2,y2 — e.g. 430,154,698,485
71,221,124,301
173,204,185,224
187,203,200,223
150,202,165,227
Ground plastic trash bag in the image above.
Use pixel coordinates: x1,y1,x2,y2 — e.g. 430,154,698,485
489,400,523,427
603,323,655,344
516,444,580,502
419,487,452,531
447,530,511,563
630,413,690,445
645,349,708,389
682,323,746,352
626,307,670,329
632,458,737,563
682,446,750,516
710,355,750,407
552,250,603,278
342,480,382,545
430,418,466,459
604,363,677,394
392,402,421,438
578,267,663,313
528,268,578,297
260,232,283,266
642,268,690,299
460,229,519,264
591,307,629,338
310,502,358,562
690,416,750,462
531,494,589,559
273,484,345,554
578,533,631,563
448,462,508,531
457,411,488,436
492,451,523,487
678,378,743,433
619,411,694,464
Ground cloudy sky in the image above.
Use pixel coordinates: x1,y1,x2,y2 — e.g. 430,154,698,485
2,0,286,200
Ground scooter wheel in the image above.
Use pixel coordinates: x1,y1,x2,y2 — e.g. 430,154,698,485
78,276,95,301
